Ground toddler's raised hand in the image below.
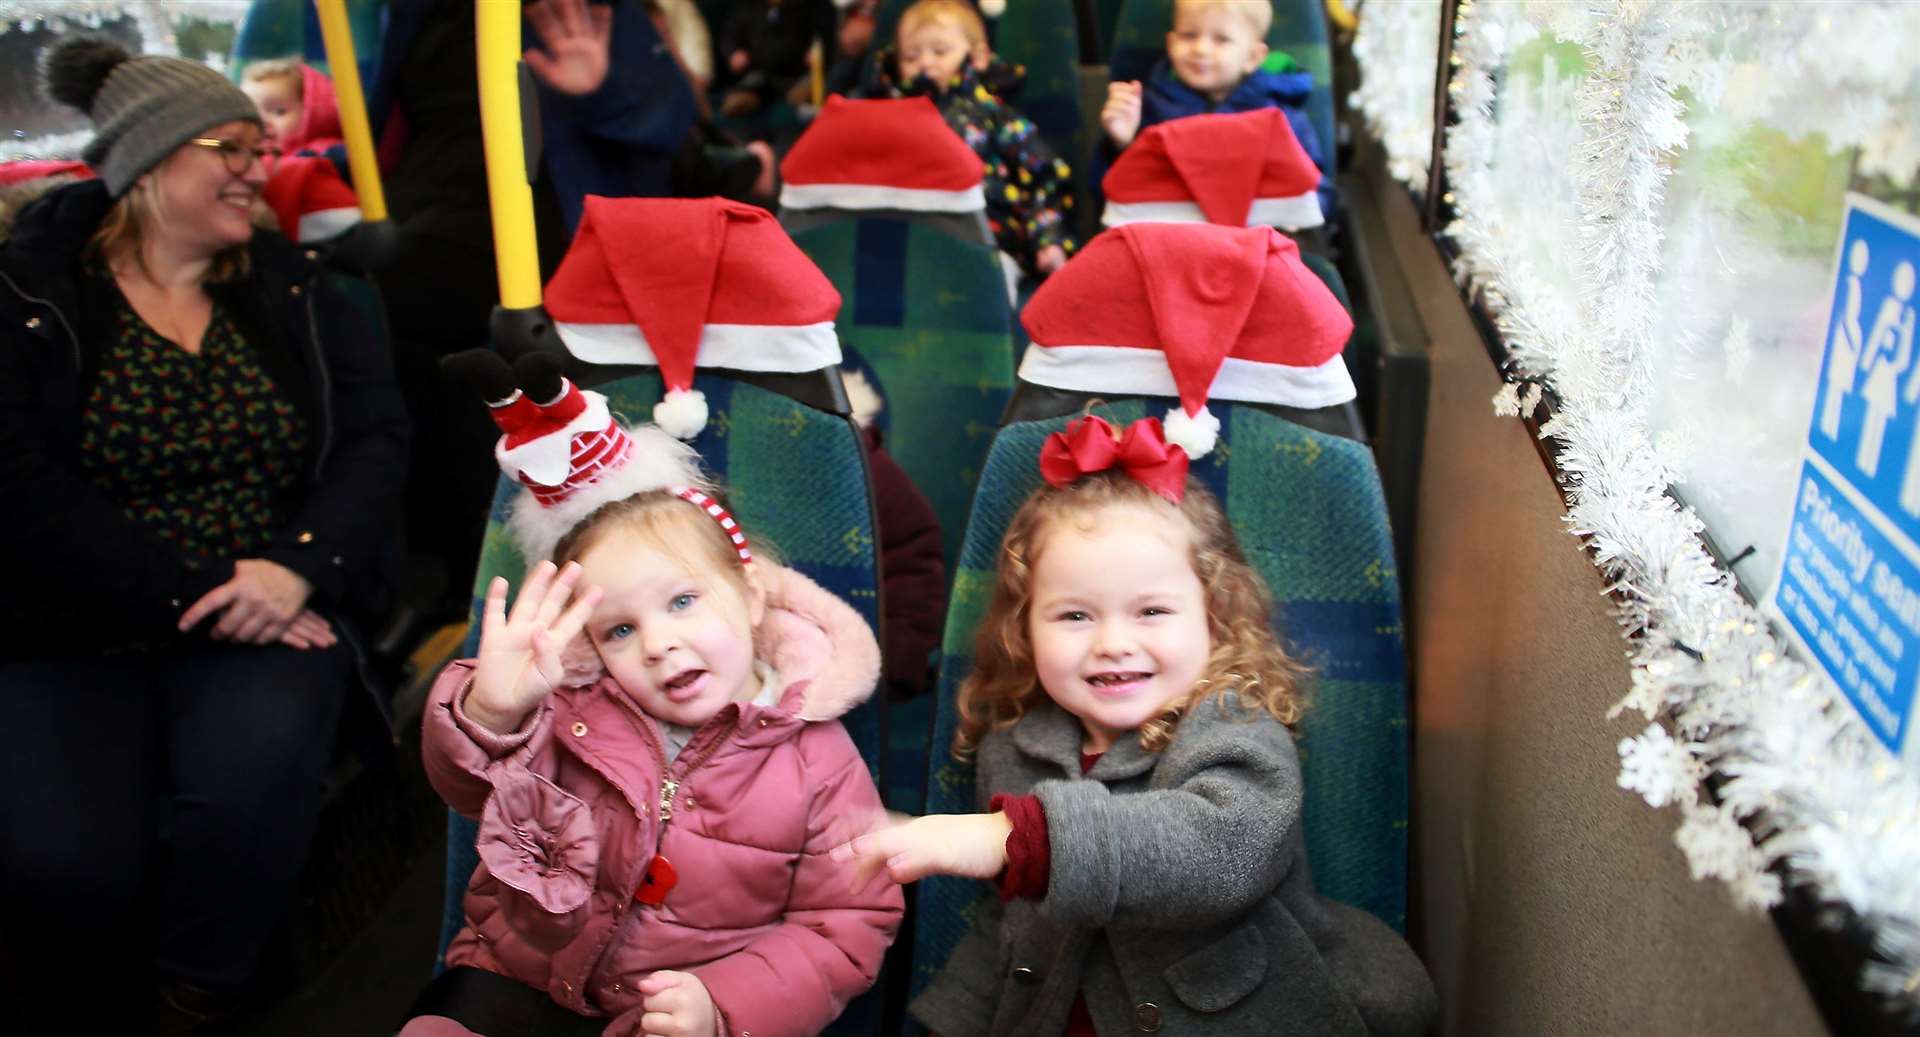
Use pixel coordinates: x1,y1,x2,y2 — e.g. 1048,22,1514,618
465,561,602,735
1102,80,1143,148
636,970,716,1037
829,812,1013,891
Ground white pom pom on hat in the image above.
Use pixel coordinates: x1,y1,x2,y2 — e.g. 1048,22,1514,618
979,0,1007,17
1017,223,1356,459
543,196,844,440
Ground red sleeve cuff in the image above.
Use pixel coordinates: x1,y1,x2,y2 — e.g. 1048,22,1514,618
990,793,1049,901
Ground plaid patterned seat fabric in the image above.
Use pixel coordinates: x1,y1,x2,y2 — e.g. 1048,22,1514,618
909,398,1411,1020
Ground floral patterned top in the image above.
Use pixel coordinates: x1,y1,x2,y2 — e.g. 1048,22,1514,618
77,291,310,560
865,52,1077,277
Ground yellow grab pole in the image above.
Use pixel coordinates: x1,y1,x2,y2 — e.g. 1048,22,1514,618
312,0,387,221
476,0,542,311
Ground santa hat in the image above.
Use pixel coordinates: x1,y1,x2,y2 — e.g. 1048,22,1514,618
260,154,361,242
1019,222,1353,459
778,95,985,214
544,196,843,439
444,350,747,564
1101,109,1322,232
0,159,94,189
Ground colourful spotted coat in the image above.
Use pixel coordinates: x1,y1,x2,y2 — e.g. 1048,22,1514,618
865,54,1076,276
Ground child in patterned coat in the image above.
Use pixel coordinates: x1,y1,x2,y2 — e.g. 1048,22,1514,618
864,0,1076,278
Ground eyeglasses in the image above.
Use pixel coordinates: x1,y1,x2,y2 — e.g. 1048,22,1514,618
187,137,282,176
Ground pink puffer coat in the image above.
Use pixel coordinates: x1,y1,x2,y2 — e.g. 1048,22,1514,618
422,565,903,1037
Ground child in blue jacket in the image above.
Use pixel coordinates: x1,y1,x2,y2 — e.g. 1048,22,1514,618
1099,0,1333,219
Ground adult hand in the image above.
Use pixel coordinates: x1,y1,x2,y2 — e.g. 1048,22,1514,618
179,559,312,644
1036,245,1068,275
1101,80,1143,148
525,0,613,97
465,561,602,735
277,609,337,651
635,971,717,1037
829,811,1013,892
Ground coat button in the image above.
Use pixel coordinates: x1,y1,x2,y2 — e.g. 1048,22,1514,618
290,284,302,296
560,980,572,996
1134,1002,1161,1032
170,597,183,608
1010,965,1037,983
331,555,345,566
304,249,320,260
571,722,589,737
24,316,41,329
757,718,769,727
610,982,622,994
296,530,314,544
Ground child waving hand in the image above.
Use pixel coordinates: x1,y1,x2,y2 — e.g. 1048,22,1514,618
405,356,900,1037
833,415,1433,1037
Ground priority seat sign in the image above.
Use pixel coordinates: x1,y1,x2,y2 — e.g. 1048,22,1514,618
1771,194,1920,760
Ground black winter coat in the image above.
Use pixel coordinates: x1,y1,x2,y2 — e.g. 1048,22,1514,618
0,179,410,660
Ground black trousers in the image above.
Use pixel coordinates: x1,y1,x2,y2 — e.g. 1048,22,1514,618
0,641,351,1026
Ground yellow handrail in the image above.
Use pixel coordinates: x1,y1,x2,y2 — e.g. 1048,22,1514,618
476,0,543,311
312,0,387,221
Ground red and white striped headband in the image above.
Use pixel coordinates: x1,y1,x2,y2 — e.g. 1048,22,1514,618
672,487,752,565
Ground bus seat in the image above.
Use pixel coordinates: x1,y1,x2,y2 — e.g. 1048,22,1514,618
988,0,1088,178
791,219,1015,581
437,366,890,1035
910,396,1412,1013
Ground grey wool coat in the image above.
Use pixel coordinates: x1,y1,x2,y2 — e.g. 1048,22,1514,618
909,696,1436,1037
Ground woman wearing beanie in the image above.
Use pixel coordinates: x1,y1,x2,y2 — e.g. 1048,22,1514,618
0,38,408,1034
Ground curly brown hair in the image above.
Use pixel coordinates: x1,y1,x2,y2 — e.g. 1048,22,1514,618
954,469,1310,758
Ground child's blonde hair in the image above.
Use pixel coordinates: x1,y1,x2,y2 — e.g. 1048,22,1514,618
241,56,305,95
551,489,778,602
896,0,989,51
1173,0,1274,38
954,468,1310,758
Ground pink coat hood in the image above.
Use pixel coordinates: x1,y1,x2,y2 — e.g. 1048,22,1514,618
423,564,900,1037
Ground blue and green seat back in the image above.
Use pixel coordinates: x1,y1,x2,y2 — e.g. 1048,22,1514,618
439,369,890,1035
908,398,1410,1016
987,0,1086,177
790,220,1015,578
1107,0,1335,181
1302,250,1352,316
231,0,383,80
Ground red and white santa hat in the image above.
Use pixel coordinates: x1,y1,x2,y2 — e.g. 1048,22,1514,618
443,346,750,565
1019,222,1353,459
1101,108,1322,232
260,154,362,243
778,95,986,214
544,196,844,439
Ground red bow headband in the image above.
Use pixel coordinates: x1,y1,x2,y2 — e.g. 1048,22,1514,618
1039,415,1190,503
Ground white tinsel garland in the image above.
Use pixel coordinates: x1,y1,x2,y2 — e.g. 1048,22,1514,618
1349,0,1440,195
1420,0,1920,1015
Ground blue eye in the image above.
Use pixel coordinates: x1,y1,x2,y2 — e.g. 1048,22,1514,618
605,623,634,641
670,593,696,612
1057,610,1090,622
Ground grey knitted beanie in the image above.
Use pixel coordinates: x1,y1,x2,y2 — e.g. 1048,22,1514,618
41,37,262,197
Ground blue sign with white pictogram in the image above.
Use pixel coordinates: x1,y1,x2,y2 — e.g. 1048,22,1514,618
1772,195,1920,760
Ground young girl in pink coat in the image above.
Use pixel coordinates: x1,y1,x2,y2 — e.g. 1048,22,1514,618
402,354,901,1037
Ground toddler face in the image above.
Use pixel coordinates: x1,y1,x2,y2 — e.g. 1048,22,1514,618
897,18,981,89
1026,505,1211,753
1166,4,1268,102
241,76,302,146
576,526,765,729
